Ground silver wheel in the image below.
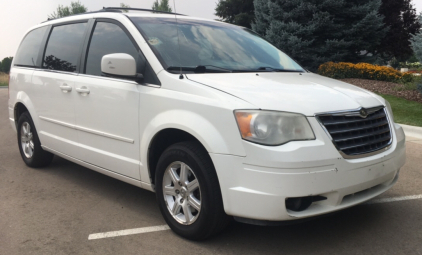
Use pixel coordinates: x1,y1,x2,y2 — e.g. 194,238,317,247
162,161,201,225
20,122,34,158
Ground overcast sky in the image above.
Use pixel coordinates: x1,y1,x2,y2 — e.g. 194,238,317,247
1,0,422,60
0,0,219,60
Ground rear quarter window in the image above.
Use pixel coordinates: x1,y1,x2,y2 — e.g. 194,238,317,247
14,26,48,67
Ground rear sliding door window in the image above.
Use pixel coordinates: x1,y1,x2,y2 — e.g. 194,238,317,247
43,22,87,72
14,26,48,68
85,22,140,76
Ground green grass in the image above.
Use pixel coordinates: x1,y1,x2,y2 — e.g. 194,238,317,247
395,75,422,91
380,94,422,127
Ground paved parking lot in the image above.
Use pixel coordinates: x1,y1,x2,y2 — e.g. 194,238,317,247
1,88,422,255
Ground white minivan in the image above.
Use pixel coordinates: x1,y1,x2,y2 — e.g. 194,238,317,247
8,8,406,240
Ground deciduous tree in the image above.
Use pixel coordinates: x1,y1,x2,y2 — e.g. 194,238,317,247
151,0,172,13
49,1,88,19
120,3,130,12
377,0,421,61
0,57,13,73
215,0,255,28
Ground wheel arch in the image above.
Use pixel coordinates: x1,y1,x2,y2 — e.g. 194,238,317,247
13,92,38,130
146,128,210,186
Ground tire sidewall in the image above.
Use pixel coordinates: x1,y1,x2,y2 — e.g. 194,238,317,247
17,112,41,166
155,145,217,238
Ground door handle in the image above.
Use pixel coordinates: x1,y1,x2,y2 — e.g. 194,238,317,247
75,86,90,95
59,84,72,92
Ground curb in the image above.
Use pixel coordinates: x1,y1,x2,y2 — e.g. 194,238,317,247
0,86,8,89
399,123,422,140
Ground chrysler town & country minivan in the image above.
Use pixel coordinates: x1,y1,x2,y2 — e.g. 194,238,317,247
8,8,406,240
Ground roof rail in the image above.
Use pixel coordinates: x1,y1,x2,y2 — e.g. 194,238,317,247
42,7,185,23
102,7,186,16
43,9,120,23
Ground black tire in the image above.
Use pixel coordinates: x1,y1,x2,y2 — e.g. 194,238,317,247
17,112,54,167
155,141,230,240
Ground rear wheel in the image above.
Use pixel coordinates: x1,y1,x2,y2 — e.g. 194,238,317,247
155,141,230,240
17,112,54,167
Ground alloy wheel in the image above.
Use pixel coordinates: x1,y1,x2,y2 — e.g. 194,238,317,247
162,161,201,225
20,122,34,158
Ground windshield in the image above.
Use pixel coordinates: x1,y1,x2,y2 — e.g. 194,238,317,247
130,17,305,73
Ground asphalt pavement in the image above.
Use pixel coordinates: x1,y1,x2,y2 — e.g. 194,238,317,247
1,89,421,255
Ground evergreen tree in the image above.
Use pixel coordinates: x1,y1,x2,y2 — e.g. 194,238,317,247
151,0,172,13
252,0,387,71
411,13,422,62
378,0,421,61
215,0,255,28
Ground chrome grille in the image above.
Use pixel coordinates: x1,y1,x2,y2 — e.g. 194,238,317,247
316,107,392,158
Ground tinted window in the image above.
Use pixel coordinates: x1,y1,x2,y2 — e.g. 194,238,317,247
14,26,48,67
43,23,87,72
85,22,140,76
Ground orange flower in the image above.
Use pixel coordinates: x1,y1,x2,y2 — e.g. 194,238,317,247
318,62,408,82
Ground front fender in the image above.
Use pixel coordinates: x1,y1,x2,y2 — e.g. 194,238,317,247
139,109,246,182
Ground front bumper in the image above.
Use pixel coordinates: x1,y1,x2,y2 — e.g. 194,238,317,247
210,119,406,221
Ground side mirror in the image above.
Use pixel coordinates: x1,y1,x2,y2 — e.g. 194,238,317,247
101,53,143,83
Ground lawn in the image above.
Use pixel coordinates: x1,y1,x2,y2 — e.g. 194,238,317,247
380,94,422,127
0,72,8,87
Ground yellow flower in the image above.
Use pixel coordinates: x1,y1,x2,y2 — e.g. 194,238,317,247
318,62,406,82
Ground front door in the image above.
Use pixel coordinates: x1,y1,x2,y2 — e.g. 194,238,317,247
73,21,142,179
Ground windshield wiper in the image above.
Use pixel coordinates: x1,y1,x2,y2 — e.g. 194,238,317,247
256,67,304,72
167,65,232,73
232,67,304,72
195,65,232,73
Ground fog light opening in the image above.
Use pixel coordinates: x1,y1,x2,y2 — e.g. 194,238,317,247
286,195,327,212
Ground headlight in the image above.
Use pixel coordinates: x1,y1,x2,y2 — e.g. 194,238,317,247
384,100,394,123
234,110,315,145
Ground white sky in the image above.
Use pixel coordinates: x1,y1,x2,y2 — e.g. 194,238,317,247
0,0,219,60
0,0,421,60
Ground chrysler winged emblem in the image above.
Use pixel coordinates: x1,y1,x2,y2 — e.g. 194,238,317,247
359,108,368,118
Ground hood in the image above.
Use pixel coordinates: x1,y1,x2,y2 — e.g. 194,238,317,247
186,72,383,116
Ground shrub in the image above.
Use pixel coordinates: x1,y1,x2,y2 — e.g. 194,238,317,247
318,62,414,83
400,62,422,69
417,83,422,95
0,72,9,87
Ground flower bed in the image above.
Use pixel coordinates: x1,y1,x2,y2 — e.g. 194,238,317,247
406,70,422,74
318,62,413,83
340,78,422,104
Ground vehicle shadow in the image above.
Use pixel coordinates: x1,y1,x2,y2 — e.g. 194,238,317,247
199,202,409,254
45,156,160,220
35,156,416,254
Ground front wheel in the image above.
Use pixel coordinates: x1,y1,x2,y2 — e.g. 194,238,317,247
155,141,230,240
